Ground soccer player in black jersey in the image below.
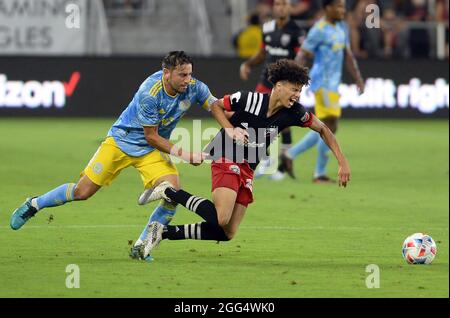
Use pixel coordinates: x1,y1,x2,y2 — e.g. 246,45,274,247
136,59,351,259
240,0,306,178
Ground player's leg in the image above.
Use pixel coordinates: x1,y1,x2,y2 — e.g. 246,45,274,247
221,202,247,240
280,127,295,178
133,174,179,247
163,187,237,239
138,162,243,258
10,138,127,230
163,200,247,242
130,150,180,259
314,116,339,183
312,89,341,183
139,186,237,258
161,162,252,241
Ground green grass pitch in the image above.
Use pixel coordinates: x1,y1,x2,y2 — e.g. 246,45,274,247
0,118,448,298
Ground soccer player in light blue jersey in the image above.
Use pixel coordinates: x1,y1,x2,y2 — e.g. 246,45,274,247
272,0,365,182
10,51,217,260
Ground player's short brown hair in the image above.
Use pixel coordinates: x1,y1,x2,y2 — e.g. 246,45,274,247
268,59,310,86
162,51,193,70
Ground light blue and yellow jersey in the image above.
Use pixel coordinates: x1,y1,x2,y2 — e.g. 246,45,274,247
302,18,349,93
108,70,216,157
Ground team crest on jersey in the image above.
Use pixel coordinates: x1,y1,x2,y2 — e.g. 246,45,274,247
230,165,241,175
281,34,291,47
92,162,103,174
265,35,271,43
179,99,191,111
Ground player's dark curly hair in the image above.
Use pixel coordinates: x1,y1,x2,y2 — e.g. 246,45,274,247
267,59,310,86
162,51,194,70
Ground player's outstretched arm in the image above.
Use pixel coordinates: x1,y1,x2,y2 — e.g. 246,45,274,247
210,99,248,144
240,48,266,81
309,116,351,187
144,126,205,166
345,47,365,94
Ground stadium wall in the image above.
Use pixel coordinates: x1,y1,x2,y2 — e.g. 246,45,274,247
0,57,448,119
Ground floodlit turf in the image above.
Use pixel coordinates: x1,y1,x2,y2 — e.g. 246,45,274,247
0,118,448,298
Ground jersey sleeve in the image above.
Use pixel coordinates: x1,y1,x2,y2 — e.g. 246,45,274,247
138,93,160,127
195,80,218,111
302,25,325,54
295,104,314,128
223,91,249,112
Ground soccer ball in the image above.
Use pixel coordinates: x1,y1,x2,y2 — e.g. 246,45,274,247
402,233,437,264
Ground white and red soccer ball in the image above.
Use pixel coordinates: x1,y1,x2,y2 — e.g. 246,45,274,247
402,233,437,264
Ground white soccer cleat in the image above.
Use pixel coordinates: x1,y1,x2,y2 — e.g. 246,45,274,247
268,170,286,181
139,221,164,259
138,181,174,205
254,157,272,179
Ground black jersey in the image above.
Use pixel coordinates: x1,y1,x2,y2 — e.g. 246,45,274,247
260,19,306,88
205,91,314,170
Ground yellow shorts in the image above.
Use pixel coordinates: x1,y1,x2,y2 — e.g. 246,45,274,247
314,88,342,120
81,137,178,189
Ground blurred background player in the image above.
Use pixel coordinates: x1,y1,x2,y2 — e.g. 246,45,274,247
271,0,365,183
9,51,216,259
239,0,307,178
232,12,263,58
136,60,351,259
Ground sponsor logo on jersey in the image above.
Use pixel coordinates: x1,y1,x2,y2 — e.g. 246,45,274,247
92,162,103,174
265,45,289,57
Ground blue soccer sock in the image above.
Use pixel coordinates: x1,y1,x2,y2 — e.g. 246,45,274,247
287,131,320,160
138,202,177,243
315,138,331,178
33,183,77,211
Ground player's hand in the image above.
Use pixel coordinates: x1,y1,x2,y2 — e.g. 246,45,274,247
225,127,249,145
356,78,365,95
240,63,251,81
338,162,351,188
189,152,207,166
